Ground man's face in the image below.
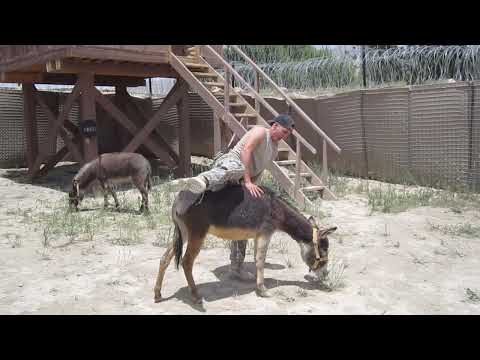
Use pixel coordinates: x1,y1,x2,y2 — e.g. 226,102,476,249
270,122,293,142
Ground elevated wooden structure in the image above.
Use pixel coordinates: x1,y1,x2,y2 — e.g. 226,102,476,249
0,45,341,207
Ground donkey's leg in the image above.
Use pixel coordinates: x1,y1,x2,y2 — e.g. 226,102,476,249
132,175,149,213
153,241,175,303
255,234,272,298
182,234,206,304
105,182,119,209
99,181,109,208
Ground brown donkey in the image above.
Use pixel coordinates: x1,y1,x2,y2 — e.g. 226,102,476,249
154,185,337,304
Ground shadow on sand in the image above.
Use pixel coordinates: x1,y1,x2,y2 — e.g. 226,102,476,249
158,262,326,312
0,163,80,192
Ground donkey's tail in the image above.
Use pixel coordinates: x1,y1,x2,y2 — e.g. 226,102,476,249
172,197,185,269
173,220,183,269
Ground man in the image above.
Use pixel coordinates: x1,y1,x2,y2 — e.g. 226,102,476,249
171,114,295,280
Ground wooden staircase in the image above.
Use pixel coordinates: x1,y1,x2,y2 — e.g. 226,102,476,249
169,46,342,209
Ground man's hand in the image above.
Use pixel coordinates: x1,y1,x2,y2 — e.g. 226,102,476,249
244,181,264,198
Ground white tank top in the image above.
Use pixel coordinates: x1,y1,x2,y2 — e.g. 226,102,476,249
229,126,278,178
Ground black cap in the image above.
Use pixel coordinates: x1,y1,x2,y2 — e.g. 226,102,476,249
269,114,295,130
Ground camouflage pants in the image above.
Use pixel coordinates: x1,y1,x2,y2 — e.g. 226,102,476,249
230,240,247,268
201,153,263,192
201,154,245,192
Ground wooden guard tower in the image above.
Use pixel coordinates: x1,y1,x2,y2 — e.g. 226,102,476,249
0,45,341,208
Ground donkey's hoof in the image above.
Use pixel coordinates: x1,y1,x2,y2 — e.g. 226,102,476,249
154,294,162,303
192,294,204,305
256,288,272,298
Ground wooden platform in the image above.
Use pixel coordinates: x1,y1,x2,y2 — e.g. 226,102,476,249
0,45,175,86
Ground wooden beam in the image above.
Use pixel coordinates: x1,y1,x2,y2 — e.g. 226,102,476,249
46,58,177,78
41,73,147,87
1,72,146,87
0,48,69,73
123,80,187,161
33,90,83,163
93,87,176,167
22,84,38,169
28,80,82,179
37,132,82,178
177,85,191,177
1,72,43,83
79,72,98,163
122,91,180,164
66,47,170,65
63,118,80,135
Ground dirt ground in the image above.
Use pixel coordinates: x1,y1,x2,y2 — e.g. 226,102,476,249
1,162,480,315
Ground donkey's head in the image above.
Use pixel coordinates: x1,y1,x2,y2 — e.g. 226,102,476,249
68,179,84,211
300,216,337,279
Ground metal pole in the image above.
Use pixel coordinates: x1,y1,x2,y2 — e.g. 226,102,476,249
362,45,367,88
148,78,153,97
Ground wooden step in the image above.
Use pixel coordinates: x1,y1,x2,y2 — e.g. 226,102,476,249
177,55,199,62
192,72,217,78
275,160,296,166
184,62,210,70
301,186,325,192
203,82,225,88
288,172,312,178
233,113,257,118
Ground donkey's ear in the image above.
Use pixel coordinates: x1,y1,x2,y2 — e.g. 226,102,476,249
320,226,337,237
308,216,318,229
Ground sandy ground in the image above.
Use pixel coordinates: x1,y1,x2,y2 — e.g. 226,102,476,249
1,163,480,315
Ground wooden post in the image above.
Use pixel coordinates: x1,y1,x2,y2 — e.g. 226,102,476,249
177,86,191,177
22,83,38,169
213,113,222,155
322,138,329,182
224,68,230,114
294,137,302,197
221,67,231,152
254,70,260,120
79,72,98,162
47,92,60,156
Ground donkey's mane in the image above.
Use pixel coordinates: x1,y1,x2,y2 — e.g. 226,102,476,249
74,160,96,185
74,160,96,187
268,188,313,244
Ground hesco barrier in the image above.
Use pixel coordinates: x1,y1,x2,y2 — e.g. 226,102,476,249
0,84,479,191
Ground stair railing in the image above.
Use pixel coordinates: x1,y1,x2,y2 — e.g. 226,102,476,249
199,45,342,198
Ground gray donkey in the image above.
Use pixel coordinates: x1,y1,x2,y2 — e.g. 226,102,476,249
69,152,152,213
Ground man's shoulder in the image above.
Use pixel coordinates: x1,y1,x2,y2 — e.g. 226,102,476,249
245,125,267,138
